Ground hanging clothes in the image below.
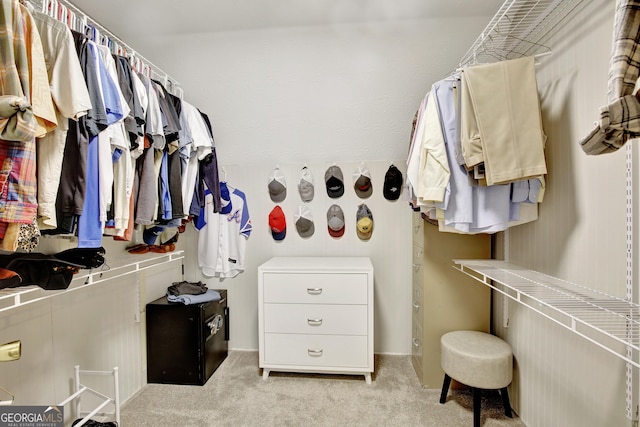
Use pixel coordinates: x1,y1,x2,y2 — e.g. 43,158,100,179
407,57,547,234
0,0,224,252
32,8,92,231
580,0,640,154
196,182,252,278
0,0,58,251
77,41,125,248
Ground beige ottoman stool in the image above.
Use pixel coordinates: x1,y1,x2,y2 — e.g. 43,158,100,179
439,330,513,427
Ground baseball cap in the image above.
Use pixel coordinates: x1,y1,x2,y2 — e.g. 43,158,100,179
268,168,287,203
356,204,373,241
269,205,286,241
298,166,314,202
353,164,373,199
294,205,315,238
383,164,403,201
324,165,344,198
326,204,345,237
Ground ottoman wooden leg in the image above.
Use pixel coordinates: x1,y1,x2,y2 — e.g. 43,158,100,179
500,387,513,418
473,387,481,427
439,374,452,404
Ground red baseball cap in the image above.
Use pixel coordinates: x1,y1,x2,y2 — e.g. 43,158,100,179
269,205,286,241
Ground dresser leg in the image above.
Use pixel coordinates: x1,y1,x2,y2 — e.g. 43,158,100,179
365,373,372,384
262,369,270,380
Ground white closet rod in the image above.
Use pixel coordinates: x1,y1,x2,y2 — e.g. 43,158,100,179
31,0,182,95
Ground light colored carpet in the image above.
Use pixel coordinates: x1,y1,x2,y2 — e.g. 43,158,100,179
121,351,526,427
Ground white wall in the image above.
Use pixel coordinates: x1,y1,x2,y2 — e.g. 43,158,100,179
493,1,633,426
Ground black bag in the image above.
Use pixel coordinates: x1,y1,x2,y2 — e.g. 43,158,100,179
0,253,80,290
54,247,106,269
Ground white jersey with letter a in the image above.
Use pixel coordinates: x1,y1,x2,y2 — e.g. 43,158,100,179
197,186,251,278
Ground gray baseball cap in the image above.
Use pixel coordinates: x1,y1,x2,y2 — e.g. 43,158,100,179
298,166,314,202
327,204,345,237
295,205,315,238
268,168,287,202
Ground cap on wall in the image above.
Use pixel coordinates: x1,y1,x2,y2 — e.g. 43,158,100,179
298,166,314,202
326,204,345,238
268,168,287,203
356,204,373,241
383,164,403,201
269,205,286,241
324,165,344,198
294,205,315,238
353,164,373,199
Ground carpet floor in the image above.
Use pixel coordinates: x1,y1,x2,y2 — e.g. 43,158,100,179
120,351,526,426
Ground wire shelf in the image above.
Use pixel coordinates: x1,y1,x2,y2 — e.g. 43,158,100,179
0,251,184,313
453,259,640,368
457,0,588,69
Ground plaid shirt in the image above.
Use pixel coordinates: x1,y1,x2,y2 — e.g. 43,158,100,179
0,0,37,141
581,0,640,154
0,0,46,224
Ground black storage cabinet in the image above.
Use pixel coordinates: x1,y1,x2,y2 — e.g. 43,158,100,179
146,289,228,385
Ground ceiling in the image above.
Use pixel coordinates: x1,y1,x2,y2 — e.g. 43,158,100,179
63,0,504,40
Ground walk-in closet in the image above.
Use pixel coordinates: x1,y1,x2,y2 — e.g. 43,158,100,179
0,0,634,426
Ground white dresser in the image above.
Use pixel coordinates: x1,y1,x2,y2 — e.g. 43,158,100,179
258,257,374,383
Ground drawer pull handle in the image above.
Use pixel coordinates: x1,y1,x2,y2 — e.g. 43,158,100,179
308,349,323,357
307,288,323,295
307,318,323,326
413,338,420,348
413,302,420,311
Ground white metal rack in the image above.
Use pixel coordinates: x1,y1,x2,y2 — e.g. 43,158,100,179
57,365,120,427
0,250,185,313
456,0,588,70
453,259,640,368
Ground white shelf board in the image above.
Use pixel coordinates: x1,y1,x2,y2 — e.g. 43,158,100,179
453,259,640,368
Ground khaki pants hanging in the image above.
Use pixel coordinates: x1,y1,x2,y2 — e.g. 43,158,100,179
460,56,547,186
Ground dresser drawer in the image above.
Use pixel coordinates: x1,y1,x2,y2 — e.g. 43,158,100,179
264,333,368,368
264,303,367,335
262,273,367,304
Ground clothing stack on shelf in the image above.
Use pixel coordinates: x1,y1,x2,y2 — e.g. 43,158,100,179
406,56,547,234
0,0,231,256
166,280,221,305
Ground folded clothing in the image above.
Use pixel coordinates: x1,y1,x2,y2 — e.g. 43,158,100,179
167,289,221,305
167,280,208,296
